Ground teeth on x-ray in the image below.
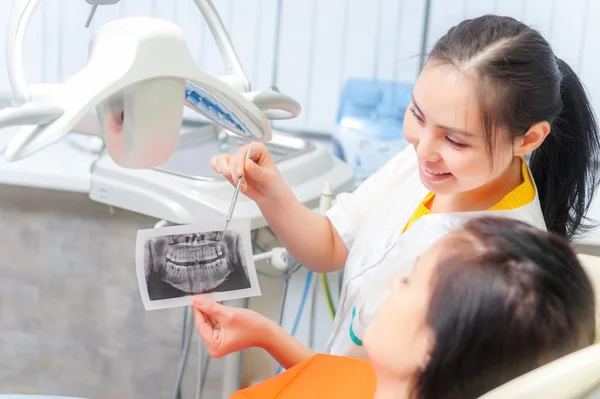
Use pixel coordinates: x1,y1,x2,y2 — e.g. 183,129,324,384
143,230,251,300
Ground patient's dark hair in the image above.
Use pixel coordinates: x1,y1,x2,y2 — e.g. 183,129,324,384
414,216,596,399
427,14,600,240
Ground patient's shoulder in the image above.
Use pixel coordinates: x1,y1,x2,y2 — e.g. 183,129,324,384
229,354,376,399
310,353,373,370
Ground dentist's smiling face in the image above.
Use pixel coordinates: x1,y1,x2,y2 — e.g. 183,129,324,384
403,61,517,197
149,232,238,294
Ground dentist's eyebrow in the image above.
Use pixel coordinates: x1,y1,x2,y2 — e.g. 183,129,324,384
411,94,477,138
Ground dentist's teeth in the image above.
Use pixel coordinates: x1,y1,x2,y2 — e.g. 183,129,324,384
425,168,448,175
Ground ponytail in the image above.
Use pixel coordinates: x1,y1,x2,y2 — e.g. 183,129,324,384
529,58,600,239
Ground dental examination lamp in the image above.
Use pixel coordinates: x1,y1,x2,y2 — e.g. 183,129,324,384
0,0,301,168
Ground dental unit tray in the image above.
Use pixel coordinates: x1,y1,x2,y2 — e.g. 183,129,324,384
89,124,355,230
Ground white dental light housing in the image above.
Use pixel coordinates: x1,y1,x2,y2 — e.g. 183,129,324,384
0,0,301,169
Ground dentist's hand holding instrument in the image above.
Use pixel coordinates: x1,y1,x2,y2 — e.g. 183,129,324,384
212,142,289,204
210,142,349,273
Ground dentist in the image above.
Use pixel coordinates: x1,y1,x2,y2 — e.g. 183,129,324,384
211,14,600,358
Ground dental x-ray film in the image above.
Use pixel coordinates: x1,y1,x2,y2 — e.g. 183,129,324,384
135,219,261,310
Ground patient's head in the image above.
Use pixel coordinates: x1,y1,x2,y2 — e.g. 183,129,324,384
363,216,596,399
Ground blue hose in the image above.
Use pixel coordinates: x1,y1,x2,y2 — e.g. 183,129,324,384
276,270,313,374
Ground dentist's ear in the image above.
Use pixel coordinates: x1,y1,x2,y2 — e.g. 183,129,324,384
513,121,551,156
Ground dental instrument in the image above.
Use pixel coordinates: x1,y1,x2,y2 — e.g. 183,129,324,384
221,142,253,241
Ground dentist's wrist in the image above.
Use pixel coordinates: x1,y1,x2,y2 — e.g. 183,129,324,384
257,182,298,212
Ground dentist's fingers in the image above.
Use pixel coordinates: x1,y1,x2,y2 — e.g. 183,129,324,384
211,154,229,175
229,156,243,186
230,143,270,184
212,155,235,185
243,159,267,189
210,155,219,171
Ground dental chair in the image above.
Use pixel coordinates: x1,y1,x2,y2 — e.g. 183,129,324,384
479,253,600,399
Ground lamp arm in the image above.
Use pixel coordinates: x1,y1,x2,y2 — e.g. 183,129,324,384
192,0,251,92
6,0,42,104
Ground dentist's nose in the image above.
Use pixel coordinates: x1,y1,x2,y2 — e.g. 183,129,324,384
415,132,441,163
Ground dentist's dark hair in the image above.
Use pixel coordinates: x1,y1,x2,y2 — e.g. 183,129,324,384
414,216,596,399
427,14,600,240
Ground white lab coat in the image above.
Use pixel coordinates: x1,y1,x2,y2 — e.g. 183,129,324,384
324,145,547,358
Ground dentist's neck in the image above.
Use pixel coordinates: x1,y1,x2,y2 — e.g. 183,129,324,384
373,373,413,399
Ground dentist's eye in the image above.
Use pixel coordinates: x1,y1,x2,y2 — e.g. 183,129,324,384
446,137,467,148
409,107,424,123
